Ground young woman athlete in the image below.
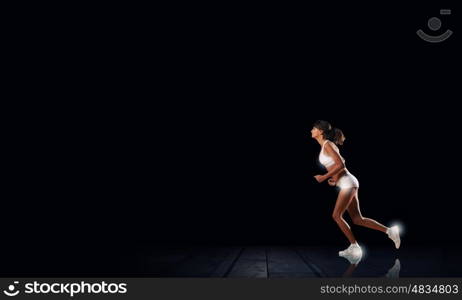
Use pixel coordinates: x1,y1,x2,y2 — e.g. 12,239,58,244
311,120,401,257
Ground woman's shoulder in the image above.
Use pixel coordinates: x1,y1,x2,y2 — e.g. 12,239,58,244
325,140,340,152
325,140,337,148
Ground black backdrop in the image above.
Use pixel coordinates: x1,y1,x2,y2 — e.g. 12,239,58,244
133,1,460,246
2,1,460,275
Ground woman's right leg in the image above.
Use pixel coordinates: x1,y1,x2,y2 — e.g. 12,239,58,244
347,190,388,233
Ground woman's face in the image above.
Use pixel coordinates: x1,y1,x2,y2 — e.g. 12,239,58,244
311,126,322,138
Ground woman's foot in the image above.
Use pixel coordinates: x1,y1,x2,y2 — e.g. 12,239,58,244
339,243,362,257
387,226,401,249
341,252,363,265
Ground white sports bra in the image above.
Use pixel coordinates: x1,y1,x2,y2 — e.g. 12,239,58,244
319,140,336,168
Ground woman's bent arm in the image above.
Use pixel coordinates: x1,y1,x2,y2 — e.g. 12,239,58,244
318,142,345,182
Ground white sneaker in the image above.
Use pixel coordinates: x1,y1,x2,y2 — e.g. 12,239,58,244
343,253,363,265
339,243,362,257
387,226,401,249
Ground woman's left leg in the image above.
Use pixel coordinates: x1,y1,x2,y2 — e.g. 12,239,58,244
332,187,358,244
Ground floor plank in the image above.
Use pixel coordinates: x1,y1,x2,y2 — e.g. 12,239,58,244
226,247,268,278
267,247,317,278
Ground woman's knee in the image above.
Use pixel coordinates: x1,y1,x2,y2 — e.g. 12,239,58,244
352,216,365,225
332,212,343,222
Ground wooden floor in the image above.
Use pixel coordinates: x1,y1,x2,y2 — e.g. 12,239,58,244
119,245,462,277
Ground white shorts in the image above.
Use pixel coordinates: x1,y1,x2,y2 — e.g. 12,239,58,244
336,172,359,189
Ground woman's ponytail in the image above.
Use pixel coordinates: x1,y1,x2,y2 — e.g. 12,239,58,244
329,127,345,145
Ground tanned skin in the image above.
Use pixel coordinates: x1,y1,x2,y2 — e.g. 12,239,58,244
311,126,388,244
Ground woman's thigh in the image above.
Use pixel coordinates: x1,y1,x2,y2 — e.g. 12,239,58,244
333,187,358,216
347,190,362,220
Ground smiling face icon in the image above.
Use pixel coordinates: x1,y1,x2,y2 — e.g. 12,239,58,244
417,9,453,43
3,282,20,297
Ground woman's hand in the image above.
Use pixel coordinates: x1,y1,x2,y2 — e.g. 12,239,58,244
314,175,326,183
327,178,336,186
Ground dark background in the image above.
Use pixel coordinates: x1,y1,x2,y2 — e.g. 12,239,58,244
2,2,460,275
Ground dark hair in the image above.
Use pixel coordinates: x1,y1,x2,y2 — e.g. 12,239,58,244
313,120,346,145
